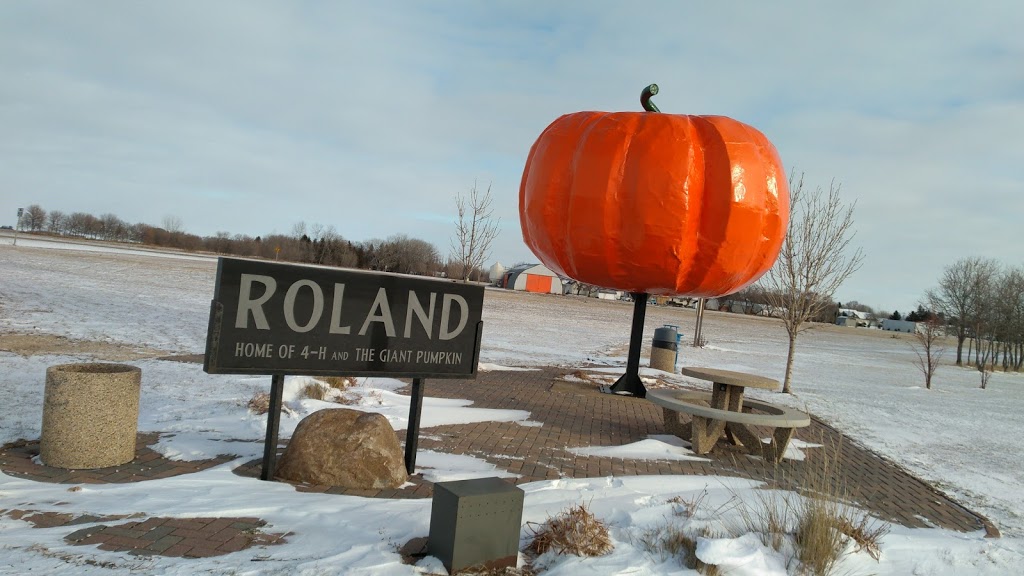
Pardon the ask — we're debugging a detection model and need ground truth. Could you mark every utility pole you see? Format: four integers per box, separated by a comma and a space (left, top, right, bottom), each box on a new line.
693, 298, 706, 346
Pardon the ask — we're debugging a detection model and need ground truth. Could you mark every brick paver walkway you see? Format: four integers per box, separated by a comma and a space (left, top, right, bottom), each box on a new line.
411, 367, 998, 536
0, 365, 999, 561
0, 432, 234, 484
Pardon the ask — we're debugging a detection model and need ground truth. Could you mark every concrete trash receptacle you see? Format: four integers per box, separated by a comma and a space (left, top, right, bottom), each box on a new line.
40, 363, 141, 469
650, 325, 678, 373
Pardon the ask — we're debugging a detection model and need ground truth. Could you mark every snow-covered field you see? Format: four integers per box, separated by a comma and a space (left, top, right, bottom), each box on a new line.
1, 236, 1022, 574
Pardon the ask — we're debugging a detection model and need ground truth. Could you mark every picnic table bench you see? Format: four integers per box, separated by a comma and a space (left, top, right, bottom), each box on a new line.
648, 367, 810, 462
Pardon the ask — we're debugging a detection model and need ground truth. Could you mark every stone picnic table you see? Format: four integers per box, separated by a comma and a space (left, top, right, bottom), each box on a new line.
648, 366, 810, 461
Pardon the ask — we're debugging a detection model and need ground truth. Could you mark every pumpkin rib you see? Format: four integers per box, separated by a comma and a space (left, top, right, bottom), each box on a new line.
719, 119, 787, 293
567, 112, 631, 286
521, 112, 595, 277
612, 113, 644, 289
683, 116, 732, 294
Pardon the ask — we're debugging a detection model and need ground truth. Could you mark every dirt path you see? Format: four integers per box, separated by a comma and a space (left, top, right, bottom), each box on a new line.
0, 333, 171, 362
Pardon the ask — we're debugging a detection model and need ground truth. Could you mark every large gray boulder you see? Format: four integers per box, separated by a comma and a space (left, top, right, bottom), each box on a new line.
275, 408, 408, 489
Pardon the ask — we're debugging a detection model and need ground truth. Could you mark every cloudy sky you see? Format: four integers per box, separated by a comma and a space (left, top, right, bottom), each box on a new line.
2, 2, 1021, 313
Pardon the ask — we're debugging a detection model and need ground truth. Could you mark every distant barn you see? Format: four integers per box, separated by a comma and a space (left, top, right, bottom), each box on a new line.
503, 264, 562, 294
882, 319, 919, 333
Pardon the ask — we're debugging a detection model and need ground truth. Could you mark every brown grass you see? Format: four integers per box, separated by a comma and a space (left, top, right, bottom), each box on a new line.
457, 566, 536, 576
732, 488, 791, 552
247, 392, 270, 415
300, 377, 361, 401
794, 494, 847, 575
726, 436, 889, 575
667, 490, 709, 519
320, 376, 358, 390
300, 382, 329, 401
310, 376, 362, 404
638, 523, 721, 575
833, 515, 889, 561
526, 503, 612, 557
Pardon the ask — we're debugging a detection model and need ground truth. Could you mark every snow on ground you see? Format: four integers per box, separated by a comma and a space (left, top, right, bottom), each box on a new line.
1, 239, 1023, 574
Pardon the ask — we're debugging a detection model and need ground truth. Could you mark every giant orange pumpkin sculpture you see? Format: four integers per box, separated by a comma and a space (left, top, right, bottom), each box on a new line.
520, 85, 789, 397
520, 86, 789, 298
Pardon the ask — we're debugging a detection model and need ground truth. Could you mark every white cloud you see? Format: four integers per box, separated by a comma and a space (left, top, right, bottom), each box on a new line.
2, 1, 1022, 311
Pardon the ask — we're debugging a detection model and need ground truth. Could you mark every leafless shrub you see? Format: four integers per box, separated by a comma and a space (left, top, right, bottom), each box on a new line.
978, 360, 994, 390
526, 503, 612, 557
911, 316, 945, 389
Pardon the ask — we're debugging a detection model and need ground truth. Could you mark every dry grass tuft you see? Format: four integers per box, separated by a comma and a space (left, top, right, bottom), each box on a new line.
458, 566, 536, 576
667, 490, 709, 519
792, 438, 856, 575
833, 515, 889, 561
300, 381, 330, 401
307, 376, 361, 404
247, 392, 271, 415
732, 489, 792, 553
320, 376, 358, 390
332, 392, 360, 405
726, 435, 890, 575
527, 503, 612, 557
639, 523, 721, 575
794, 495, 847, 575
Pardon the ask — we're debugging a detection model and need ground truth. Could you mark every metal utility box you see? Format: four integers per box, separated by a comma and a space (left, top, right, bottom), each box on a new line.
429, 476, 524, 574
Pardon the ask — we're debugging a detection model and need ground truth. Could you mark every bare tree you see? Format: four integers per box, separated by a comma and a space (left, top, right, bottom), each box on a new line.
66, 212, 90, 237
24, 204, 46, 231
162, 215, 184, 234
450, 181, 500, 282
978, 352, 995, 389
927, 257, 1000, 366
47, 210, 66, 234
371, 234, 440, 275
762, 173, 864, 393
912, 316, 945, 389
99, 213, 127, 241
983, 265, 1024, 372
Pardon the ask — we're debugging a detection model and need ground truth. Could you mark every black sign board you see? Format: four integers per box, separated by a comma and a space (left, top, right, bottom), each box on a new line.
204, 257, 484, 378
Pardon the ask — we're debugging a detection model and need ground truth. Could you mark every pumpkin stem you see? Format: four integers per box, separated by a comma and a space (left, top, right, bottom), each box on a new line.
641, 84, 661, 113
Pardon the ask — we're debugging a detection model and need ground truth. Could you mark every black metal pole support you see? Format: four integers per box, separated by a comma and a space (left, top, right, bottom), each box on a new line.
610, 292, 648, 397
260, 374, 285, 481
609, 85, 661, 398
404, 378, 426, 475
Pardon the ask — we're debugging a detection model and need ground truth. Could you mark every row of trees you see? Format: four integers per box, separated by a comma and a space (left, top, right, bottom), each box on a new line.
14, 189, 499, 281
929, 257, 1024, 373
